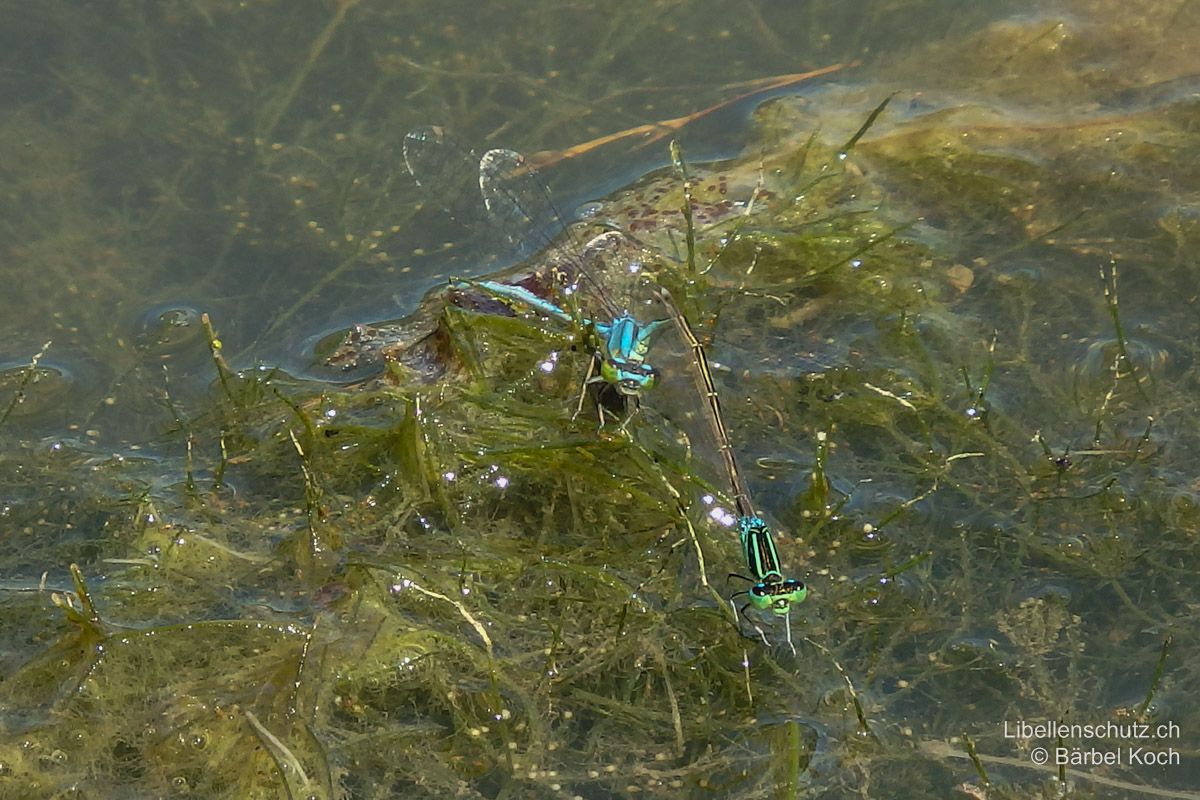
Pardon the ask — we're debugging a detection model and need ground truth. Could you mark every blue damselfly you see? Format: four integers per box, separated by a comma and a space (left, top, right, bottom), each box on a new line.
403, 126, 670, 421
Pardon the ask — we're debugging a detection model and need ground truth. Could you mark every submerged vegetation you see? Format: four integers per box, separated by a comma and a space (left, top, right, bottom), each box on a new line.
3, 1, 1200, 798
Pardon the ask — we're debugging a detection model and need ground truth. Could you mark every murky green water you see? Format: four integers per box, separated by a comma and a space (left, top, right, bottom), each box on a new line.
3, 1, 1200, 798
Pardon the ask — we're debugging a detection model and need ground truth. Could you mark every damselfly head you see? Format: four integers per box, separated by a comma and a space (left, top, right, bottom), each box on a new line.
603, 360, 658, 395
749, 577, 808, 616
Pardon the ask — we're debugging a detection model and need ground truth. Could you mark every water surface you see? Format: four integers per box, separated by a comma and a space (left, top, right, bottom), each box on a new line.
2, 1, 1200, 798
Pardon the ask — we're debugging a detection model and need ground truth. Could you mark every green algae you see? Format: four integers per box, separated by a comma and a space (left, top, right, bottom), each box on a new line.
1, 113, 1195, 797
4, 1, 1200, 799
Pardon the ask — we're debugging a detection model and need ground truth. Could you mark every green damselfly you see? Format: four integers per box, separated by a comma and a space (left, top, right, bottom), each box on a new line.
403, 126, 670, 419
655, 286, 808, 645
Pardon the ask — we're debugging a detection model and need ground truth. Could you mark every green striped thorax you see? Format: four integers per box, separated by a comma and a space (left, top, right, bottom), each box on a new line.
738, 514, 808, 616
653, 282, 810, 618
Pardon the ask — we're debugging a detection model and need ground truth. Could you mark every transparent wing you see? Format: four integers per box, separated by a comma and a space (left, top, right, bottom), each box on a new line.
404, 125, 663, 322
476, 148, 562, 252
405, 126, 674, 400
478, 147, 663, 324
402, 125, 483, 225
576, 230, 658, 319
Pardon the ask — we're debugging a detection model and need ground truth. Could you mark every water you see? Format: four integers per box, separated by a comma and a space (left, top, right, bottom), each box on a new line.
3, 1, 1200, 798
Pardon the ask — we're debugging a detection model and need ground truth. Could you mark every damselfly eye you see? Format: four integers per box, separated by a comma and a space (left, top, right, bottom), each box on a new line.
614, 362, 658, 395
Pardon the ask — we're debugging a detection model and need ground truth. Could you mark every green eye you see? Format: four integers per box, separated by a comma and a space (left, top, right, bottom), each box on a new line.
749, 579, 808, 616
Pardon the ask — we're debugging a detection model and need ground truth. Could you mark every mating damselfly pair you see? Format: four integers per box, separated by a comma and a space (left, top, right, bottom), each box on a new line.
403, 125, 808, 641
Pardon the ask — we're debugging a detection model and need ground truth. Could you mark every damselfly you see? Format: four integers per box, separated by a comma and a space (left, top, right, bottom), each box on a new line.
403, 126, 670, 420
655, 286, 808, 643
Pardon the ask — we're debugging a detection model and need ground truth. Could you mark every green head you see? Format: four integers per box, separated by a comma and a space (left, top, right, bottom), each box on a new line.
748, 576, 809, 616
739, 516, 807, 615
